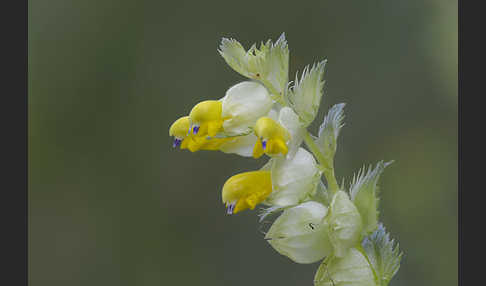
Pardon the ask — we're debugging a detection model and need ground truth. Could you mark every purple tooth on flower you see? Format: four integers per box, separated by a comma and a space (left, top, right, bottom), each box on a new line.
192, 125, 200, 134
262, 140, 267, 150
173, 138, 182, 148
227, 202, 236, 215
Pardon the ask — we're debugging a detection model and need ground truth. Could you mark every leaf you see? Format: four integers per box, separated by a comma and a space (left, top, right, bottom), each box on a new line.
326, 191, 362, 257
314, 248, 376, 286
315, 103, 346, 164
287, 60, 327, 126
218, 38, 253, 78
361, 224, 403, 286
349, 161, 393, 236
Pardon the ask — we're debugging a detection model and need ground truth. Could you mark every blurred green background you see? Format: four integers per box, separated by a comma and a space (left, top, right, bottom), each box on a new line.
28, 0, 457, 285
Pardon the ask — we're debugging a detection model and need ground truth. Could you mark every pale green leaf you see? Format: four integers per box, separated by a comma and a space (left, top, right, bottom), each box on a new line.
287, 60, 327, 126
350, 161, 392, 236
315, 103, 345, 164
362, 224, 403, 286
218, 38, 253, 77
218, 33, 289, 98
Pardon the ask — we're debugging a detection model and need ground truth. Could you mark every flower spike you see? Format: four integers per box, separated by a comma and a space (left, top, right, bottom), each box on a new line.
170, 33, 402, 286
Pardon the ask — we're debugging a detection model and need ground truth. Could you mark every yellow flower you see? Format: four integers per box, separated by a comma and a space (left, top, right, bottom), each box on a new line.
169, 116, 231, 152
222, 170, 272, 214
252, 117, 290, 158
177, 81, 274, 157
188, 100, 225, 138
169, 116, 191, 149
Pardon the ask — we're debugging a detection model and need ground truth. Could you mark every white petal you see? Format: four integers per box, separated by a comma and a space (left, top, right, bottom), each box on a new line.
278, 107, 304, 159
219, 133, 258, 157
267, 107, 280, 121
265, 201, 332, 264
221, 81, 274, 134
265, 148, 320, 206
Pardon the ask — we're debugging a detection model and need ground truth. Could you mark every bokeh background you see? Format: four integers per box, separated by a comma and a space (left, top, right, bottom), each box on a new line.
29, 0, 457, 285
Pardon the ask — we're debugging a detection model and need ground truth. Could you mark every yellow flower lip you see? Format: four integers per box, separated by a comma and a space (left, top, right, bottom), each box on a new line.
169, 116, 191, 148
222, 170, 272, 214
252, 117, 290, 158
169, 116, 191, 138
169, 115, 238, 152
188, 100, 224, 137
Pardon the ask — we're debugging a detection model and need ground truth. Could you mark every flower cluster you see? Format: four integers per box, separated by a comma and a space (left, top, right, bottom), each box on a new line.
169, 33, 402, 286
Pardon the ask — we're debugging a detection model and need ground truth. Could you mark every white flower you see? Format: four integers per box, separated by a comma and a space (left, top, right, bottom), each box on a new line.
264, 147, 321, 207
265, 201, 333, 264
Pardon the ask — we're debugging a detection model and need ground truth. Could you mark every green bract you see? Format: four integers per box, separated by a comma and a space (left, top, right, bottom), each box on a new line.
350, 161, 392, 236
218, 33, 289, 100
265, 201, 333, 264
315, 103, 345, 166
362, 224, 403, 286
327, 191, 362, 258
287, 60, 327, 127
314, 248, 376, 286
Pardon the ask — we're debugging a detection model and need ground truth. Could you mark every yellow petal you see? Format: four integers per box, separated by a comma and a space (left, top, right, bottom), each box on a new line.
189, 100, 223, 123
186, 136, 233, 152
222, 170, 272, 214
207, 120, 224, 137
254, 117, 290, 142
252, 139, 265, 159
189, 100, 224, 137
253, 117, 290, 157
169, 116, 190, 138
266, 138, 288, 156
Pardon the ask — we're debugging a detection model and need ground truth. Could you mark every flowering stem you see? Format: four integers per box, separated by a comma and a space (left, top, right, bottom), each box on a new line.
303, 130, 339, 195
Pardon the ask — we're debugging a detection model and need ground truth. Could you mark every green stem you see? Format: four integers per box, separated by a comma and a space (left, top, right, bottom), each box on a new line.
303, 130, 339, 195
